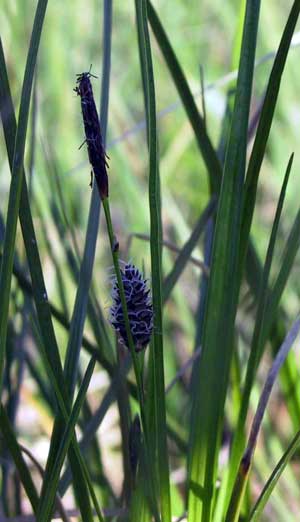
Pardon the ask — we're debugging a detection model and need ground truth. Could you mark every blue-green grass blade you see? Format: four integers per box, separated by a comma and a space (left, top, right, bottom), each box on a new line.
135, 2, 171, 521
0, 404, 39, 513
115, 350, 133, 503
0, 0, 48, 393
248, 429, 300, 522
148, 6, 296, 460
36, 357, 98, 522
187, 3, 260, 521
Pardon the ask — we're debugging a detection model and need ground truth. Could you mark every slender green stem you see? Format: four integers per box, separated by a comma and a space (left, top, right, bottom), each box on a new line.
102, 199, 145, 409
102, 196, 160, 521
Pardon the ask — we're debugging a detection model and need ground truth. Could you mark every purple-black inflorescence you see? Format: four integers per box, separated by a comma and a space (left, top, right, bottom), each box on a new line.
110, 263, 153, 352
74, 70, 109, 199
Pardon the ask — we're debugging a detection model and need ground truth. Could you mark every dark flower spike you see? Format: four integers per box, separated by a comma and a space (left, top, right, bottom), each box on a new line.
74, 69, 109, 199
110, 263, 153, 352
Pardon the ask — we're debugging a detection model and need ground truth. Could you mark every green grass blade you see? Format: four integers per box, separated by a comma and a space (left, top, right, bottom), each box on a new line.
147, 0, 222, 193
36, 356, 97, 522
135, 2, 171, 521
45, 182, 113, 363
265, 208, 300, 336
187, 2, 260, 521
63, 0, 112, 399
42, 1, 113, 515
239, 1, 300, 275
62, 185, 101, 396
0, 45, 93, 513
248, 428, 300, 522
220, 154, 293, 515
193, 217, 214, 353
3, 248, 187, 463
0, 44, 67, 393
226, 316, 300, 522
2, 41, 100, 516
163, 197, 215, 303
147, 0, 290, 355
231, 1, 247, 72
35, 199, 69, 318
58, 357, 131, 495
250, 204, 300, 431
217, 1, 246, 162
129, 439, 155, 522
30, 316, 104, 520
0, 0, 48, 393
0, 404, 39, 513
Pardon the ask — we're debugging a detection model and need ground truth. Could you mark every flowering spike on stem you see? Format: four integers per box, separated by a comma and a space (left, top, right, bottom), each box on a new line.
110, 263, 153, 351
74, 70, 109, 199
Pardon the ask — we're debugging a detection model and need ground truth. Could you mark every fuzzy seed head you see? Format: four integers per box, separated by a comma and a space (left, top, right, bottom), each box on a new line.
110, 264, 153, 351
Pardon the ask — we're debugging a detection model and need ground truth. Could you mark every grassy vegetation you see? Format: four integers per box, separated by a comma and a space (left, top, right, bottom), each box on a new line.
1, 1, 300, 521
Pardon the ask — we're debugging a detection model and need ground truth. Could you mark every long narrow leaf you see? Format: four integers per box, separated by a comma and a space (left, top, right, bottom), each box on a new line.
0, 0, 48, 392
135, 2, 171, 521
147, 0, 222, 193
36, 357, 97, 522
219, 154, 294, 517
248, 428, 300, 522
239, 0, 300, 278
225, 316, 300, 522
63, 0, 112, 400
0, 43, 94, 520
0, 43, 67, 394
41, 3, 113, 518
188, 3, 260, 521
0, 405, 39, 513
163, 198, 215, 303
